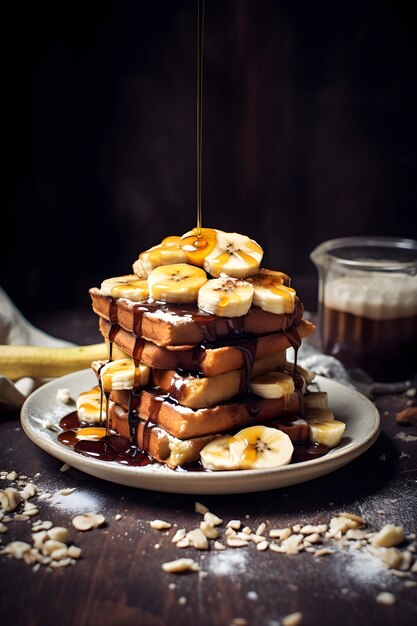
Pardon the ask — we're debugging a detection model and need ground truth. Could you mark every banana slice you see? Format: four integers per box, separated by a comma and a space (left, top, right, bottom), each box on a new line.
99, 359, 150, 392
257, 268, 291, 286
133, 236, 188, 277
200, 425, 294, 470
76, 386, 106, 425
199, 435, 240, 470
251, 371, 295, 401
203, 231, 263, 279
100, 275, 149, 302
231, 426, 294, 469
307, 419, 346, 448
305, 406, 344, 448
147, 263, 207, 303
198, 277, 254, 317
180, 227, 219, 267
247, 270, 296, 314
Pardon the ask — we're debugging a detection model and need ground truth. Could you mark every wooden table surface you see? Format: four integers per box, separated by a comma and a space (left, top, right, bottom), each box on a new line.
1, 311, 416, 626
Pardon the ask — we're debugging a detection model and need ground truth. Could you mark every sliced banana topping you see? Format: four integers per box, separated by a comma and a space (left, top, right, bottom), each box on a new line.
198, 277, 254, 317
231, 426, 294, 469
180, 228, 219, 267
199, 435, 240, 470
305, 407, 345, 448
133, 236, 187, 277
76, 386, 106, 424
200, 425, 294, 470
203, 231, 263, 279
99, 359, 150, 392
248, 271, 296, 314
100, 275, 149, 302
307, 419, 346, 448
251, 371, 295, 401
147, 263, 207, 304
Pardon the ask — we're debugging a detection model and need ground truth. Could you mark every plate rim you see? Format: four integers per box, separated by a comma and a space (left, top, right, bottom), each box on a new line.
20, 369, 380, 494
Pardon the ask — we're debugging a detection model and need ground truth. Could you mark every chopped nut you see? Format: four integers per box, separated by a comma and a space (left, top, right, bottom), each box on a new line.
47, 527, 71, 544
200, 521, 219, 539
59, 488, 76, 496
376, 591, 396, 605
20, 483, 37, 500
60, 463, 71, 472
149, 519, 172, 530
172, 528, 187, 543
204, 512, 223, 526
161, 558, 200, 573
186, 528, 209, 550
49, 558, 72, 569
303, 532, 322, 545
269, 528, 292, 541
226, 519, 242, 530
337, 512, 365, 525
0, 541, 31, 559
292, 524, 301, 533
256, 540, 269, 551
256, 522, 266, 536
226, 537, 249, 548
72, 513, 105, 531
6, 471, 17, 481
50, 547, 69, 561
176, 537, 190, 549
214, 541, 226, 550
195, 501, 209, 515
42, 540, 67, 556
0, 488, 21, 512
115, 514, 122, 521
32, 521, 53, 532
372, 524, 405, 548
23, 501, 39, 516
300, 524, 328, 535
32, 531, 48, 549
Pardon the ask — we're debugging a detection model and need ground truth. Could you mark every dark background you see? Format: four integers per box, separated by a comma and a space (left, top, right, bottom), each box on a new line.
1, 0, 416, 319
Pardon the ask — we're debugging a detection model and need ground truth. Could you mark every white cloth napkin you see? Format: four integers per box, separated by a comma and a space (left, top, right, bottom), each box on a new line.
0, 287, 73, 409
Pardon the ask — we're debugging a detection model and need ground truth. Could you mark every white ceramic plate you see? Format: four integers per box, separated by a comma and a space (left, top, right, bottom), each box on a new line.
21, 370, 380, 495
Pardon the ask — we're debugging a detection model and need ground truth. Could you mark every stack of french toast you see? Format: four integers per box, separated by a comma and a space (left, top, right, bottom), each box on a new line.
85, 228, 345, 469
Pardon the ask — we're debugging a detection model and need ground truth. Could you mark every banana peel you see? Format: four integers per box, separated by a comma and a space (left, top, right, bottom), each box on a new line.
0, 343, 107, 381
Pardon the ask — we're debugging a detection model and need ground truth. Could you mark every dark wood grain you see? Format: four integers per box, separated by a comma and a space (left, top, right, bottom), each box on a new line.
1, 312, 416, 626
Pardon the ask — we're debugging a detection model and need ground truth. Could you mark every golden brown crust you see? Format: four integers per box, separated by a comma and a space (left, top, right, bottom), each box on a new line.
150, 352, 287, 408
109, 402, 214, 467
109, 401, 309, 467
90, 288, 304, 347
98, 317, 315, 377
108, 388, 301, 439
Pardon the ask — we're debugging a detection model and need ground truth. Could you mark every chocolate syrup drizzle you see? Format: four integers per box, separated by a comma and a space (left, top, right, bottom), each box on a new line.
58, 295, 326, 468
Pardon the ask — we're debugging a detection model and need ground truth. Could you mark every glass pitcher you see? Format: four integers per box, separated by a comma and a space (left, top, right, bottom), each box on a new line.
310, 236, 417, 391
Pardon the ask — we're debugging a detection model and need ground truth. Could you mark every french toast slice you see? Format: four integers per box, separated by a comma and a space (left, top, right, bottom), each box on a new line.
108, 387, 301, 439
151, 352, 287, 408
109, 401, 309, 468
91, 352, 287, 409
90, 288, 303, 347
98, 317, 315, 377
